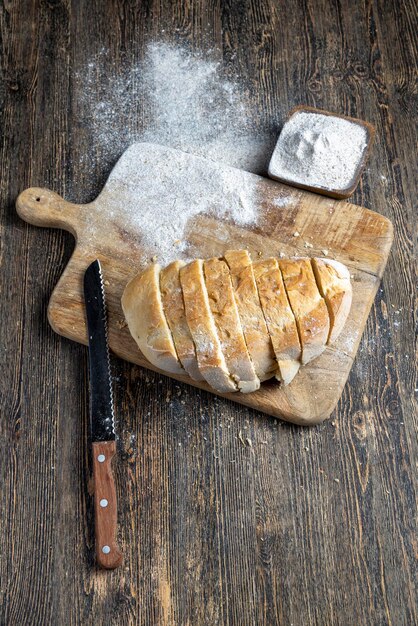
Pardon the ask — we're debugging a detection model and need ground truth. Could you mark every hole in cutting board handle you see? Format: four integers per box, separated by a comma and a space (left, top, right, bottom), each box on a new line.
16, 187, 81, 234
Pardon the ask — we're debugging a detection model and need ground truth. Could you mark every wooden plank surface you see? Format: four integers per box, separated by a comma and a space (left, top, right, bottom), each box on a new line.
0, 1, 416, 625
16, 145, 393, 425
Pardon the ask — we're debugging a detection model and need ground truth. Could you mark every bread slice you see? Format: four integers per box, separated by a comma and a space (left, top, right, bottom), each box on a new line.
203, 257, 260, 393
179, 260, 237, 393
311, 258, 352, 344
160, 260, 203, 381
224, 250, 277, 382
121, 263, 184, 375
279, 258, 330, 364
252, 257, 301, 385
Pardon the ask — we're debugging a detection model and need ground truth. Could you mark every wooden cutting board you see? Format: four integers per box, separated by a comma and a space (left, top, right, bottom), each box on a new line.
16, 142, 393, 425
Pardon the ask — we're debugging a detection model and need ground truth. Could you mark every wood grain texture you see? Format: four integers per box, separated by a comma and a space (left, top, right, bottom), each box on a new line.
0, 1, 416, 625
92, 441, 123, 570
16, 157, 393, 424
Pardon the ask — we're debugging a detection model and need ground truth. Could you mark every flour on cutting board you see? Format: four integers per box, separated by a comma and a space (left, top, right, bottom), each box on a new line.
73, 43, 294, 265
94, 143, 261, 265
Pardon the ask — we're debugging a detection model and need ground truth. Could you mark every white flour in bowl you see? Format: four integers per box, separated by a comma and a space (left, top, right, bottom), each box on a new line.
268, 111, 369, 191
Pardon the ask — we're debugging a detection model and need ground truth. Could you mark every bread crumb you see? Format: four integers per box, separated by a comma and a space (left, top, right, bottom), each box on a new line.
151, 255, 158, 262
104, 280, 110, 286
278, 251, 286, 258
238, 430, 246, 446
238, 431, 253, 448
293, 231, 300, 237
334, 478, 340, 483
304, 241, 313, 248
321, 249, 329, 256
116, 318, 127, 329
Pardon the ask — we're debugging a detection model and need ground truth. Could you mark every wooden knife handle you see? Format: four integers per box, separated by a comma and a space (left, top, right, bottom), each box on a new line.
92, 440, 123, 569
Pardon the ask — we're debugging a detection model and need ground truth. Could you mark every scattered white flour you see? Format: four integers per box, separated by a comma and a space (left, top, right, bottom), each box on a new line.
268, 111, 369, 191
95, 143, 260, 265
140, 43, 274, 172
71, 43, 280, 264
74, 43, 276, 177
272, 195, 293, 208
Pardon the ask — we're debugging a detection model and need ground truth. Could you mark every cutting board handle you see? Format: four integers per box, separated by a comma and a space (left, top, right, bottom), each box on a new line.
16, 187, 84, 236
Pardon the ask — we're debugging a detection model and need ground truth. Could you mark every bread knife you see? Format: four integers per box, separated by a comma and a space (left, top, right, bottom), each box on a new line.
84, 259, 122, 569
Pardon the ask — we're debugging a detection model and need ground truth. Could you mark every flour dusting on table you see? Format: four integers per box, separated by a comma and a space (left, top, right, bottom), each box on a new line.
75, 42, 275, 176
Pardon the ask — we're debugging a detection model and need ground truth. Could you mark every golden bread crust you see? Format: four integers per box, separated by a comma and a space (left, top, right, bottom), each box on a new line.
224, 250, 277, 381
179, 260, 237, 393
121, 264, 184, 375
160, 260, 203, 381
279, 258, 330, 365
311, 258, 352, 344
204, 257, 260, 393
253, 257, 301, 384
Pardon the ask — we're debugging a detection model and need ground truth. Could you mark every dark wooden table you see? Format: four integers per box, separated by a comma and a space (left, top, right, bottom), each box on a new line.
1, 2, 416, 625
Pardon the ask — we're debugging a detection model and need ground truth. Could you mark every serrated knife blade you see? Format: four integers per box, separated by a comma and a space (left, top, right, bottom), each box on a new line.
84, 259, 115, 442
84, 259, 122, 569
